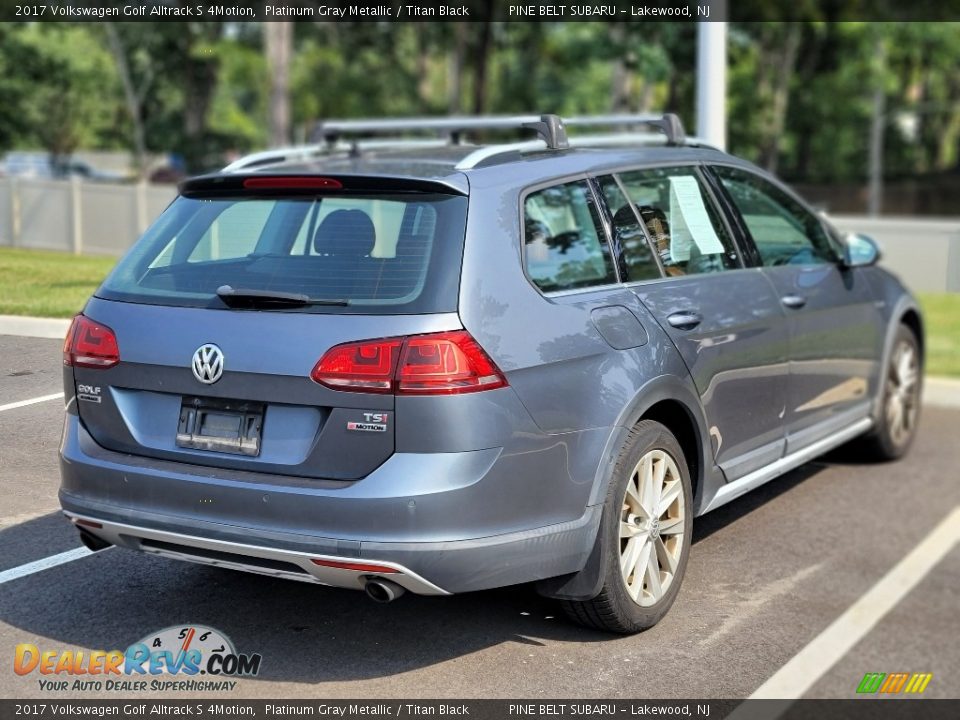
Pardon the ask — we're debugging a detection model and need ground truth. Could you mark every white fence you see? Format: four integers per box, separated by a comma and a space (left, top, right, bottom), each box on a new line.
832, 216, 960, 293
0, 177, 176, 256
0, 177, 957, 293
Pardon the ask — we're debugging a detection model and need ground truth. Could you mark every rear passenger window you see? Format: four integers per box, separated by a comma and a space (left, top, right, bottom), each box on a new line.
524, 180, 616, 293
616, 167, 739, 276
598, 176, 662, 282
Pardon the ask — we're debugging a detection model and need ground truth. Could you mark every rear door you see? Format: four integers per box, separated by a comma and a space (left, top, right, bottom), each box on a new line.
74, 178, 468, 480
707, 164, 883, 452
597, 167, 790, 480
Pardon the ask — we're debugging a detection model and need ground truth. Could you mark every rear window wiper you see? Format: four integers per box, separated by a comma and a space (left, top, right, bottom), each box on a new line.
216, 285, 350, 309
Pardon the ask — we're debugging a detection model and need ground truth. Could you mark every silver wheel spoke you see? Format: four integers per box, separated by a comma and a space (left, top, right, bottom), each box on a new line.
657, 479, 682, 517
658, 516, 684, 535
620, 536, 644, 576
620, 521, 645, 538
655, 536, 677, 575
639, 455, 657, 518
624, 476, 646, 517
626, 538, 653, 601
644, 550, 663, 601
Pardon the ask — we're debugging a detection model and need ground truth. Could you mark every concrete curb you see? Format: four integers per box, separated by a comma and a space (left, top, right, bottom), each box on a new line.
924, 377, 960, 409
0, 314, 71, 340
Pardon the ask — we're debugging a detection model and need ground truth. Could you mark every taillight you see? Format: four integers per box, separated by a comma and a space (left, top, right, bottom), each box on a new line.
63, 314, 120, 369
310, 339, 402, 392
311, 330, 507, 395
396, 331, 507, 394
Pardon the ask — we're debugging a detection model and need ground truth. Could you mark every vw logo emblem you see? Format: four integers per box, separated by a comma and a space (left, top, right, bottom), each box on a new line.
192, 344, 224, 384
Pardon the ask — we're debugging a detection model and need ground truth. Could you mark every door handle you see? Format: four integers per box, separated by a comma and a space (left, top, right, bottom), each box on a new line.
781, 294, 807, 309
667, 311, 702, 330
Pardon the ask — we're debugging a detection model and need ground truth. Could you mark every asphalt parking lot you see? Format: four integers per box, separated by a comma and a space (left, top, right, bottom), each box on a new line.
1, 333, 958, 701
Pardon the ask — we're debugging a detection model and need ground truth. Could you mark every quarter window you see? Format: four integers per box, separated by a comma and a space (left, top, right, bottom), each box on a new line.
712, 165, 839, 267
524, 180, 617, 292
615, 167, 739, 276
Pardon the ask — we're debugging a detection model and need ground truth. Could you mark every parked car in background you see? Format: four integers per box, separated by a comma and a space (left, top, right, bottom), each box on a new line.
59, 113, 923, 633
3, 152, 124, 181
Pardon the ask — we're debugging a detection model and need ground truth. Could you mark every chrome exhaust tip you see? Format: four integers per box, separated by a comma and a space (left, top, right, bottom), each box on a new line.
77, 528, 112, 552
364, 578, 406, 603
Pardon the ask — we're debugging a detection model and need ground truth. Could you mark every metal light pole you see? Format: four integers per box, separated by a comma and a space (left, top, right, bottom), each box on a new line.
696, 9, 728, 151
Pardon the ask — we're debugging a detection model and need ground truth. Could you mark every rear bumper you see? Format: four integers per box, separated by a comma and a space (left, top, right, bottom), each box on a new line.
64, 511, 449, 595
59, 414, 602, 594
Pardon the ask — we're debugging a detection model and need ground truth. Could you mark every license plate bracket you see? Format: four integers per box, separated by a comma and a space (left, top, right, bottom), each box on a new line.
175, 397, 264, 457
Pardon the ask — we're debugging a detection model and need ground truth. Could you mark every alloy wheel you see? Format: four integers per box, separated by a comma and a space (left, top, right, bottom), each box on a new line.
886, 340, 919, 448
619, 449, 686, 607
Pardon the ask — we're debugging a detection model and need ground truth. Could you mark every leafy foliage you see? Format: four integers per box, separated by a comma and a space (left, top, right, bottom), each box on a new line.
1, 21, 959, 180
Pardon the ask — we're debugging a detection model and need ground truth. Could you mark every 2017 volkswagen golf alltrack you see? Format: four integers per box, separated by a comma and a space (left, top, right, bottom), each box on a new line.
60, 114, 923, 633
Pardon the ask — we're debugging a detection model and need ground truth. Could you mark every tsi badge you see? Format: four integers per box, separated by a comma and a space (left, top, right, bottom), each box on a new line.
347, 412, 389, 433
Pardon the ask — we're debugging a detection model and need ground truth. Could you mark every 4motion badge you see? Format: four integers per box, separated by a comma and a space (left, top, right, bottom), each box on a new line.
347, 412, 389, 433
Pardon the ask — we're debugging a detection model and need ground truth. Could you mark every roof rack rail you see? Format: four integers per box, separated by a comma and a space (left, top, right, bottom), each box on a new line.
224, 112, 689, 173
222, 138, 451, 172
563, 114, 686, 146
312, 115, 571, 151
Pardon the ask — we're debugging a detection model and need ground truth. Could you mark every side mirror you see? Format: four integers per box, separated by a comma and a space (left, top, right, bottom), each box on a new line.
841, 233, 881, 268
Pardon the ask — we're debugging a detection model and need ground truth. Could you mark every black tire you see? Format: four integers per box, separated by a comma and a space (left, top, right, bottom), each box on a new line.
561, 420, 693, 634
860, 324, 922, 461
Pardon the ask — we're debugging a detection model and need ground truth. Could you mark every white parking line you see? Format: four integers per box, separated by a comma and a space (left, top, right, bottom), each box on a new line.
0, 392, 64, 412
0, 546, 101, 585
748, 505, 960, 700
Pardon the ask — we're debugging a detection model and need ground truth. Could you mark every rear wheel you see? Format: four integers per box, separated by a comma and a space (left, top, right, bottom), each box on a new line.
562, 420, 693, 633
862, 325, 922, 460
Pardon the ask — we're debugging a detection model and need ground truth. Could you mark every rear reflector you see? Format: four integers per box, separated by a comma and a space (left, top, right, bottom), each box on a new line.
310, 558, 399, 574
243, 177, 343, 190
63, 314, 120, 369
311, 330, 507, 395
72, 518, 103, 529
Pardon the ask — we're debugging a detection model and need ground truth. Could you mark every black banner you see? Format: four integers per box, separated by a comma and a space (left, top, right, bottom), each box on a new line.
5, 0, 960, 23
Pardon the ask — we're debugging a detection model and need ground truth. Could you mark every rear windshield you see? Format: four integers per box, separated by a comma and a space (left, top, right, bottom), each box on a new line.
97, 192, 468, 314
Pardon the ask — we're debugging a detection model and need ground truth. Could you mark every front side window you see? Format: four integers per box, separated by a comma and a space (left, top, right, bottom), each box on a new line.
615, 166, 739, 276
523, 180, 617, 292
712, 165, 839, 267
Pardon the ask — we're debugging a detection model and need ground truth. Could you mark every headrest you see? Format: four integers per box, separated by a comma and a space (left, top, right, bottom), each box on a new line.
525, 218, 551, 243
313, 209, 376, 257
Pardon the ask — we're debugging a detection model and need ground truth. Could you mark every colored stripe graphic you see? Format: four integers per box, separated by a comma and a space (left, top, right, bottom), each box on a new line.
857, 671, 932, 694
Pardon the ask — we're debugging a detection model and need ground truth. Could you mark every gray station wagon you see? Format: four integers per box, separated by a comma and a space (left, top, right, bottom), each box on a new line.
60, 114, 923, 632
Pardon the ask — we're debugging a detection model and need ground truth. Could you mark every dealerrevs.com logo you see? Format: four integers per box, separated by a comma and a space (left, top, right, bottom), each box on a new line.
14, 625, 261, 693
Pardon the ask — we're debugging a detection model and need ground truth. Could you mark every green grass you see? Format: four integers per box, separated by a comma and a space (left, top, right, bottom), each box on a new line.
0, 248, 117, 318
918, 293, 960, 378
0, 247, 958, 377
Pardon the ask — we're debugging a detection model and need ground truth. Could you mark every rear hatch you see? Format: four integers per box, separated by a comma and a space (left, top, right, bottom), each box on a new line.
67, 174, 469, 480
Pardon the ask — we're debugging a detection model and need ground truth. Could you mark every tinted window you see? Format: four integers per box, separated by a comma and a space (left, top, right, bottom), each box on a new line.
713, 165, 838, 266
598, 176, 661, 282
616, 166, 739, 276
98, 193, 468, 314
524, 180, 617, 292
